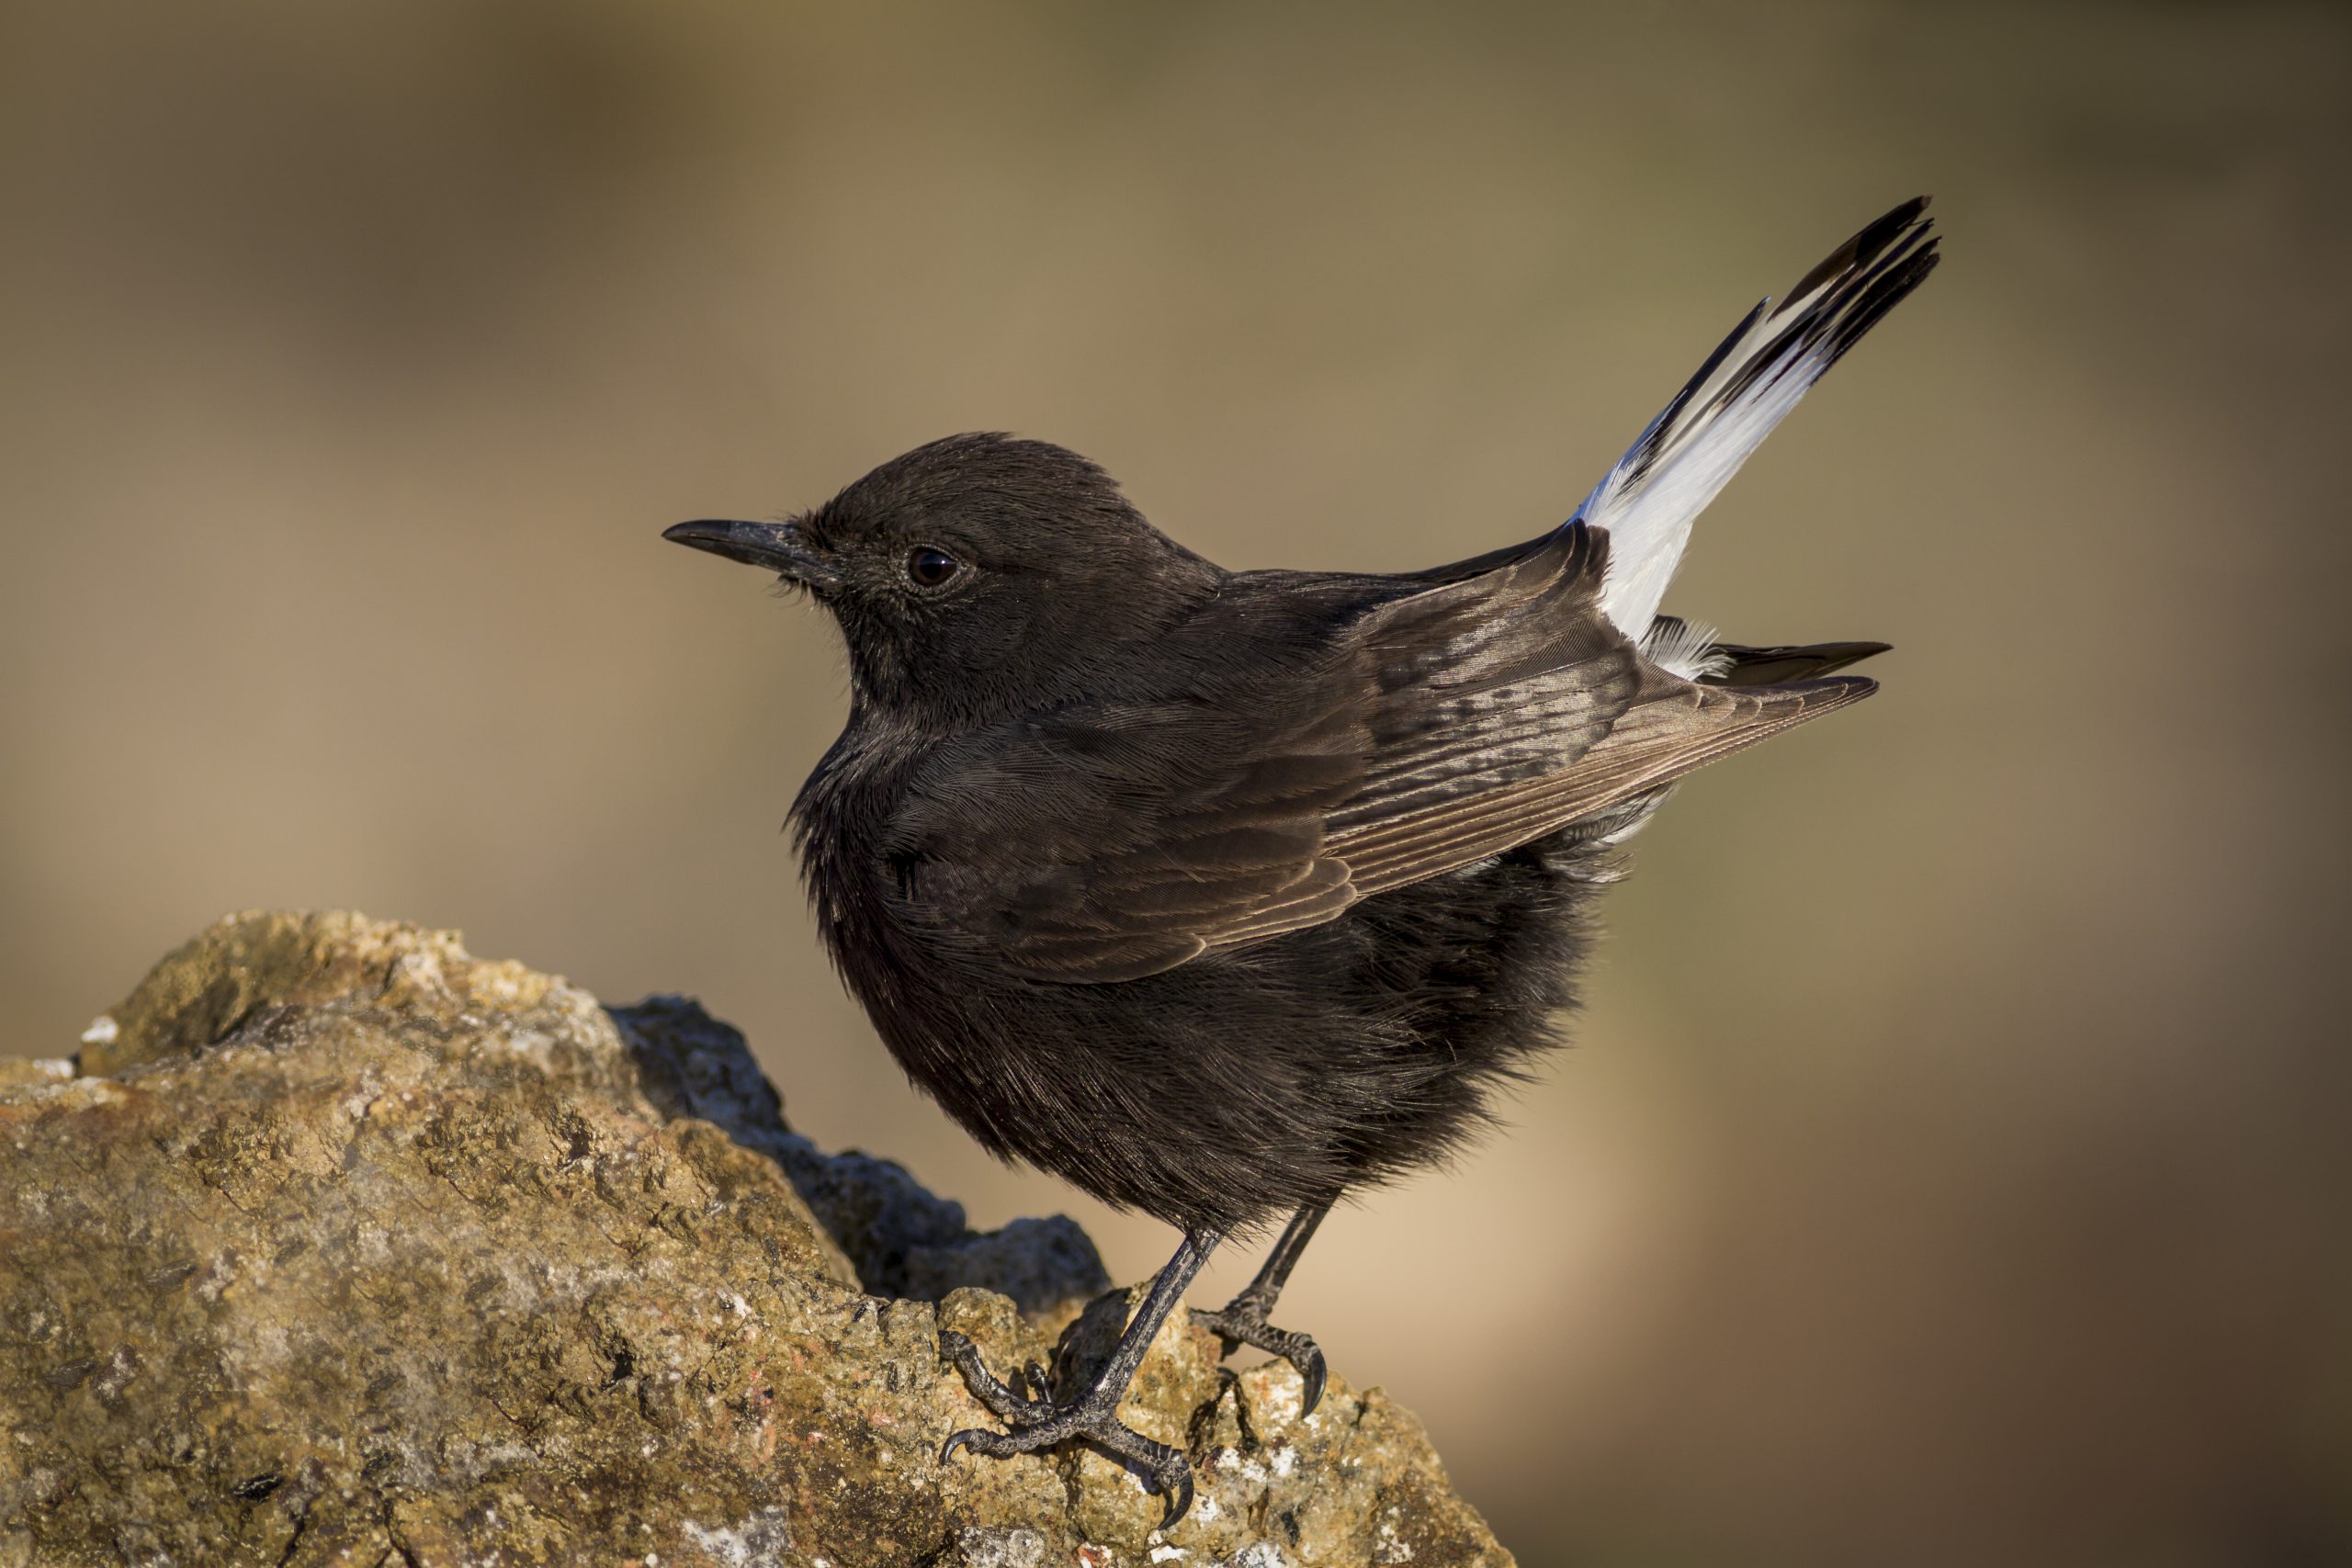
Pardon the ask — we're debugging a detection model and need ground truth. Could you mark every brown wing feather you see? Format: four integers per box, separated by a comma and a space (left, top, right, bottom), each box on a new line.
910, 525, 1872, 983
1325, 673, 1872, 897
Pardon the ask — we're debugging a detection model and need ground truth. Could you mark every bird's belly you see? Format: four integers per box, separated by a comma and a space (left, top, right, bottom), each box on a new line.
831, 832, 1610, 1234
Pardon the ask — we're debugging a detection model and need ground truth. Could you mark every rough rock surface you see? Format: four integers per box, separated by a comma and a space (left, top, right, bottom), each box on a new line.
0, 912, 1512, 1566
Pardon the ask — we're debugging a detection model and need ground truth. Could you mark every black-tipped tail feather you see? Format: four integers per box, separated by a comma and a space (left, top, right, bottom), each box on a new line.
1703, 638, 1892, 686
1585, 197, 1939, 637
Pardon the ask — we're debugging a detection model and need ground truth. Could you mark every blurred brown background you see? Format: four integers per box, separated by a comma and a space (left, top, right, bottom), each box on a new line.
5, 2, 2347, 1562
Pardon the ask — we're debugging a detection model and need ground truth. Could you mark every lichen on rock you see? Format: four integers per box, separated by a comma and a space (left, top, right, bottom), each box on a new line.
0, 912, 1511, 1566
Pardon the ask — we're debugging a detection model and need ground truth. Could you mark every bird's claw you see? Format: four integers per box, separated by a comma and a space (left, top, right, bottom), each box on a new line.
1154, 1457, 1196, 1529
937, 1328, 1046, 1422
937, 1330, 1197, 1527
1190, 1303, 1329, 1418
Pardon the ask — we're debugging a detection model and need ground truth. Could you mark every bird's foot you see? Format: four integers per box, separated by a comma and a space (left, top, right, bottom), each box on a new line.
937, 1330, 1196, 1527
1190, 1297, 1327, 1417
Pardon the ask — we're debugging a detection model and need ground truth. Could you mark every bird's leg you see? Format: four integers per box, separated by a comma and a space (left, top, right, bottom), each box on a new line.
1191, 1201, 1330, 1416
940, 1226, 1222, 1527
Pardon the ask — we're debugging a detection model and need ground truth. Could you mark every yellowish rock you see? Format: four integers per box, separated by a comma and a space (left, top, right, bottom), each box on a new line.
0, 912, 1512, 1566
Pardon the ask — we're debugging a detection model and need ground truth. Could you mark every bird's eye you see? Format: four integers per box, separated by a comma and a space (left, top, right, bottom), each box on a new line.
905, 546, 961, 589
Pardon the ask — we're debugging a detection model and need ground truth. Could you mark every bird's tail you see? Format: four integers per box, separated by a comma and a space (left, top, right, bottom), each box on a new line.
1579, 197, 1939, 640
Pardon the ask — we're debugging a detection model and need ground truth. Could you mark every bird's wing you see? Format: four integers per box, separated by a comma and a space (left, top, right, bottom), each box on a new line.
1581, 197, 1939, 637
893, 525, 1871, 983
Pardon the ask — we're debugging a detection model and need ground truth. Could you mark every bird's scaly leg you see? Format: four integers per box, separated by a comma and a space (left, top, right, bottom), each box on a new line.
940, 1226, 1222, 1527
1190, 1201, 1329, 1416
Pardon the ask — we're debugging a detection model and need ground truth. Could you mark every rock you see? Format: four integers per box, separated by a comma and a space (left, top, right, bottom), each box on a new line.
0, 912, 1513, 1566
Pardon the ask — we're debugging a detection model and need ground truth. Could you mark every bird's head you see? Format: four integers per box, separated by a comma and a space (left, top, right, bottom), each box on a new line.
666, 433, 1222, 725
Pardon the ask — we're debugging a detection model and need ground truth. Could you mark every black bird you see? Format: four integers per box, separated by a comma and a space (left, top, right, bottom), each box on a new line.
666, 198, 1937, 1523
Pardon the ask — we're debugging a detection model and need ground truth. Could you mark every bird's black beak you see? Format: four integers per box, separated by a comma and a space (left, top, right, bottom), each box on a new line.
662, 519, 844, 591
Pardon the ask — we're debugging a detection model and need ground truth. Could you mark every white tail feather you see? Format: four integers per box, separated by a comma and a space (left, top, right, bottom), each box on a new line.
1579, 200, 1939, 638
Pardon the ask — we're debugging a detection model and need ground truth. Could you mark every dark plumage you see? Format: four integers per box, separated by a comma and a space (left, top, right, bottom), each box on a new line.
665, 197, 1939, 1522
